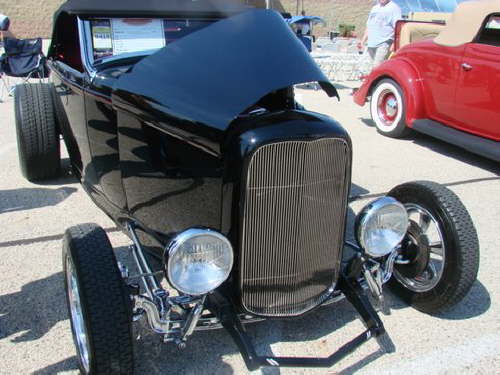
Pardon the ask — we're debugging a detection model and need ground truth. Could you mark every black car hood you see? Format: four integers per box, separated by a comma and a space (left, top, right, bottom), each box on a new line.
112, 9, 338, 132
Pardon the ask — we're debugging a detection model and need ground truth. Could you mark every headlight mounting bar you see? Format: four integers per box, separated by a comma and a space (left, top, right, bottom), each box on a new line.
207, 274, 394, 371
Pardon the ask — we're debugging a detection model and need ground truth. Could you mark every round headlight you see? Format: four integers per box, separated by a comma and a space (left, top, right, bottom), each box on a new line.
166, 228, 233, 296
355, 197, 408, 258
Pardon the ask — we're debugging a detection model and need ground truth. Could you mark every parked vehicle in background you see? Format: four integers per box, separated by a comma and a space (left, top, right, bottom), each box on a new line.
13, 0, 480, 373
354, 0, 500, 162
391, 0, 466, 50
393, 16, 448, 52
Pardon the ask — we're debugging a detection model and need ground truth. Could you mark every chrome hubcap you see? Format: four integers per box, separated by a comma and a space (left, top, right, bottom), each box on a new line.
385, 97, 398, 117
66, 257, 90, 373
394, 204, 446, 292
377, 89, 398, 126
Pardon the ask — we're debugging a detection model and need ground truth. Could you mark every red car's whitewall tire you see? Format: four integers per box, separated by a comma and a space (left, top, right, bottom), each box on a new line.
370, 79, 411, 138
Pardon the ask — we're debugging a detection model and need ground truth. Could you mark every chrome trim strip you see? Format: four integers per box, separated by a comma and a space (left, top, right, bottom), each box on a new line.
77, 18, 97, 81
94, 49, 157, 65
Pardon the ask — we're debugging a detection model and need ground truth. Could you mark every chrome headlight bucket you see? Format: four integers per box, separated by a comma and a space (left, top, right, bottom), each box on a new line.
355, 197, 409, 258
166, 228, 234, 296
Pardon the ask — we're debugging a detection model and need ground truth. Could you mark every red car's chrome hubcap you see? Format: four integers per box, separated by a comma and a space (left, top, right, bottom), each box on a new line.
377, 90, 398, 126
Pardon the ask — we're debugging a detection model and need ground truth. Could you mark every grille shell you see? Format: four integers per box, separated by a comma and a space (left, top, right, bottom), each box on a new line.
240, 138, 351, 317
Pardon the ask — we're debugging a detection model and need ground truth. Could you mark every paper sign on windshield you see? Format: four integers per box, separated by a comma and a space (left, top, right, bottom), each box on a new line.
92, 21, 112, 50
111, 19, 165, 55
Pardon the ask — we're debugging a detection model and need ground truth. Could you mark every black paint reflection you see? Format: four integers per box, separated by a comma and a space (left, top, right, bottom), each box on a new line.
118, 111, 222, 237
86, 98, 127, 210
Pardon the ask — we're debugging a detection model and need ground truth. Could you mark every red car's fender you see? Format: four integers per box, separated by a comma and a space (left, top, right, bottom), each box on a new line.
353, 57, 426, 127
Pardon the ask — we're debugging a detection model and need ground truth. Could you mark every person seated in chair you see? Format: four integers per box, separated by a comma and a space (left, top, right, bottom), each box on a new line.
0, 14, 15, 45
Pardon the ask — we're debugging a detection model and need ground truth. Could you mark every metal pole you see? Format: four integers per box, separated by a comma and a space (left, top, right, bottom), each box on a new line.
127, 223, 162, 297
265, 0, 271, 9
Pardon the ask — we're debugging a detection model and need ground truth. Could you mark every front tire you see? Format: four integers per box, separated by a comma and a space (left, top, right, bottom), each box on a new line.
370, 79, 410, 138
388, 181, 479, 314
63, 224, 134, 374
14, 83, 61, 181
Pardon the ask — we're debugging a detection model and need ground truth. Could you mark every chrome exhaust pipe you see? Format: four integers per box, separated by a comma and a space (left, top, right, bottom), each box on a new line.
134, 295, 170, 334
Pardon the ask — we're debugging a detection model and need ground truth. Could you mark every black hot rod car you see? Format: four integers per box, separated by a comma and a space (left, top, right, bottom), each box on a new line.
13, 0, 480, 373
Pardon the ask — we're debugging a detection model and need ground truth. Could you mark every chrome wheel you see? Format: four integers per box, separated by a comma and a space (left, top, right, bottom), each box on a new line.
66, 256, 90, 373
377, 89, 399, 127
388, 181, 479, 313
394, 203, 446, 293
63, 224, 134, 373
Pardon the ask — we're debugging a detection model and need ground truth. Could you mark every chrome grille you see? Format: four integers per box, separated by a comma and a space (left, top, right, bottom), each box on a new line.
240, 139, 351, 317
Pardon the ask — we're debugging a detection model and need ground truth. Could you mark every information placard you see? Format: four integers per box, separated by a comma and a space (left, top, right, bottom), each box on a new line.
92, 21, 112, 51
111, 19, 165, 55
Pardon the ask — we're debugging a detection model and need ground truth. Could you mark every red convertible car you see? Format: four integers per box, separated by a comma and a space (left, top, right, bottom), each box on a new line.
354, 0, 500, 162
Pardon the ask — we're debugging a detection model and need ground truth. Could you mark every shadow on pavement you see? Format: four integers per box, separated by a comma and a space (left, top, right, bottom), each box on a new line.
0, 272, 66, 343
359, 118, 375, 128
382, 279, 490, 321
357, 116, 500, 174
32, 356, 79, 375
411, 133, 500, 175
0, 227, 120, 248
338, 349, 386, 375
24, 249, 491, 374
29, 159, 78, 186
0, 186, 77, 214
131, 297, 384, 374
433, 280, 491, 320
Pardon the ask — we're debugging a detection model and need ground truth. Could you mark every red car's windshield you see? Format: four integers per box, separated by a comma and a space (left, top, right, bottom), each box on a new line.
393, 0, 469, 16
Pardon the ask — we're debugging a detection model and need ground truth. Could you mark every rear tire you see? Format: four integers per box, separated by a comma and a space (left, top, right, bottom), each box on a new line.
370, 79, 411, 138
63, 224, 134, 374
388, 181, 479, 314
14, 83, 60, 181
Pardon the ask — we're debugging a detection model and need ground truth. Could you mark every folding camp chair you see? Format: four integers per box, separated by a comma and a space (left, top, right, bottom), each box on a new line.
0, 37, 48, 101
0, 53, 10, 101
0, 14, 10, 101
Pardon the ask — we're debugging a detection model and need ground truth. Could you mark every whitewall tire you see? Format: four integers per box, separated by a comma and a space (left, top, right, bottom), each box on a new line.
370, 79, 410, 138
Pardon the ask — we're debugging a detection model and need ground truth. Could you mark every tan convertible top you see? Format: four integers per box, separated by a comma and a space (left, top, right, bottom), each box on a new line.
434, 0, 500, 47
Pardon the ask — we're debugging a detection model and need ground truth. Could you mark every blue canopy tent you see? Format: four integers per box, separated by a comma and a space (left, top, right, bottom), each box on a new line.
286, 15, 326, 52
286, 15, 327, 27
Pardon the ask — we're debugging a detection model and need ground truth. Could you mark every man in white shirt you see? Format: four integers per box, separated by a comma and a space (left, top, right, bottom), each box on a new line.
358, 0, 402, 69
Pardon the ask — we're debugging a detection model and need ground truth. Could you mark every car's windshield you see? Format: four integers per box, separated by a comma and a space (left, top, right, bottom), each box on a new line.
88, 18, 218, 64
393, 0, 469, 15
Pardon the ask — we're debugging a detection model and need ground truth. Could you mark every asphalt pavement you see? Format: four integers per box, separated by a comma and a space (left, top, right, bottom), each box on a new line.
0, 81, 499, 374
